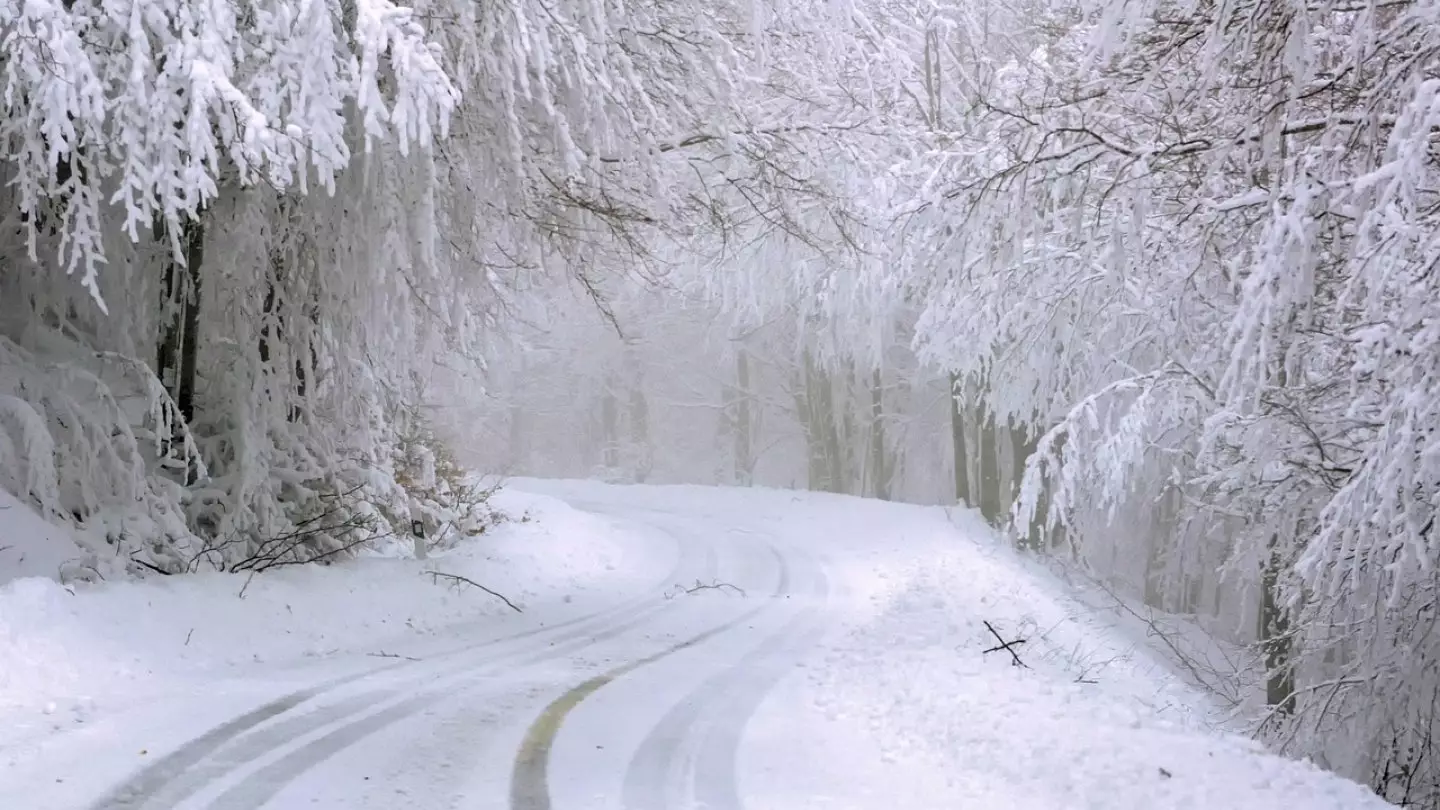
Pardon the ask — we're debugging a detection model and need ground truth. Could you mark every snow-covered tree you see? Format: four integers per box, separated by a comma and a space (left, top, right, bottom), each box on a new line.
862, 0, 1440, 798
0, 0, 913, 573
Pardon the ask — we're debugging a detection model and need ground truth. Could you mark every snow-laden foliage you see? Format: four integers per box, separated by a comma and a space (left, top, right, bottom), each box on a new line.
2, 0, 456, 307
802, 0, 1440, 799
0, 0, 898, 576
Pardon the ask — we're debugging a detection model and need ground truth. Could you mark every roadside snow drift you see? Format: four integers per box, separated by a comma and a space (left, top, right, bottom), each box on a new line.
0, 488, 670, 751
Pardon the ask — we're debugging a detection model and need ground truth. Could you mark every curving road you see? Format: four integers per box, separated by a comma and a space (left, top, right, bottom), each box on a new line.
85, 492, 831, 810
12, 483, 1396, 810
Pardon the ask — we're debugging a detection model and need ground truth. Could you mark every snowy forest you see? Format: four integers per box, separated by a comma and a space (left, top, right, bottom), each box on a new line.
2, 0, 1438, 803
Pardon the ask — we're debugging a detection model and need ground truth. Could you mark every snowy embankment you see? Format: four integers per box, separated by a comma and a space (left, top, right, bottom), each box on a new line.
0, 488, 670, 752
737, 505, 1380, 809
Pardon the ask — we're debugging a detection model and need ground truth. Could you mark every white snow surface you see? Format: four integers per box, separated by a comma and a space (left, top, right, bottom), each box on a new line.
0, 479, 1389, 809
0, 487, 87, 585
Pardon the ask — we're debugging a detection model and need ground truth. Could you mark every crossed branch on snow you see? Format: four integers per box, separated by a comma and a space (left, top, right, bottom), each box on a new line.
980, 620, 1028, 668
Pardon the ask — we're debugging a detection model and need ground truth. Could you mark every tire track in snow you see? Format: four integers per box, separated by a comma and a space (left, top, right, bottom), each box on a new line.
127, 692, 395, 809
202, 593, 708, 810
509, 541, 791, 810
621, 548, 829, 810
91, 532, 712, 810
89, 666, 404, 810
691, 562, 829, 810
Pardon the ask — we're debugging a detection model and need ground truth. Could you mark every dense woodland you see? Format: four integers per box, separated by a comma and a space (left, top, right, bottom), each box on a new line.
2, 0, 1438, 802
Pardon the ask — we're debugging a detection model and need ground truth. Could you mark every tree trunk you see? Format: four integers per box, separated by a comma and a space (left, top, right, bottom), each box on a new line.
258, 276, 276, 367
176, 218, 202, 427
734, 348, 753, 486
820, 364, 844, 493
156, 224, 180, 397
1007, 420, 1038, 512
836, 365, 855, 494
870, 367, 890, 500
1260, 340, 1296, 715
950, 373, 970, 504
978, 407, 1003, 523
801, 366, 827, 490
1260, 539, 1296, 716
155, 215, 204, 484
292, 295, 316, 423
1013, 425, 1065, 552
797, 350, 841, 493
259, 203, 315, 424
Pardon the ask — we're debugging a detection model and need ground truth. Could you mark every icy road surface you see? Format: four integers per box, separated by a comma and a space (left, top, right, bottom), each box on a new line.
1, 480, 1390, 809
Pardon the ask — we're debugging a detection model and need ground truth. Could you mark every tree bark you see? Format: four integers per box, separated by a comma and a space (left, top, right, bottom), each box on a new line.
154, 215, 204, 484
797, 350, 842, 493
836, 364, 855, 494
156, 223, 180, 397
1260, 539, 1296, 715
175, 218, 202, 427
1260, 337, 1296, 714
734, 348, 753, 485
870, 366, 890, 500
950, 373, 970, 505
978, 406, 1003, 523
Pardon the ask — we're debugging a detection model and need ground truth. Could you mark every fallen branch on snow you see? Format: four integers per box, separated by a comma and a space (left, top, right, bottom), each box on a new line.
665, 579, 746, 599
425, 571, 523, 613
368, 651, 421, 661
981, 620, 1029, 667
131, 557, 173, 576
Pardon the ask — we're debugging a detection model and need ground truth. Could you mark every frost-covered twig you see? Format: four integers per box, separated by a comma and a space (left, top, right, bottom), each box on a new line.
425, 571, 522, 613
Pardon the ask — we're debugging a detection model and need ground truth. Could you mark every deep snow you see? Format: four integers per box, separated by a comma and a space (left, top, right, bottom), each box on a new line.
0, 479, 1392, 809
0, 487, 87, 585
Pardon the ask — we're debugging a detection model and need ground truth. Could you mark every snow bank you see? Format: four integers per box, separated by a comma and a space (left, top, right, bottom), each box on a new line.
720, 489, 1390, 810
0, 488, 86, 585
0, 488, 669, 749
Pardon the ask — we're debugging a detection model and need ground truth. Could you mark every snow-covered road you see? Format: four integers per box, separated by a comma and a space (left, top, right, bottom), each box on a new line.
1, 480, 1393, 809
95, 508, 811, 810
